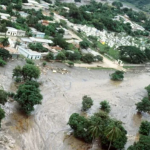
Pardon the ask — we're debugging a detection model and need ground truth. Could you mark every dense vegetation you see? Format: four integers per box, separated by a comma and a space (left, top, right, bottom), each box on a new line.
15, 80, 43, 115
136, 84, 150, 113
128, 121, 150, 150
68, 99, 127, 150
12, 63, 43, 115
121, 0, 150, 12
56, 1, 150, 35
13, 64, 40, 82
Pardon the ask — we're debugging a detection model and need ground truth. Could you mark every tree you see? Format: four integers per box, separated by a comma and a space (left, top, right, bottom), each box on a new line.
118, 46, 146, 63
82, 95, 93, 111
0, 58, 6, 66
65, 51, 81, 61
53, 36, 69, 49
110, 71, 124, 81
139, 121, 150, 136
136, 97, 150, 113
0, 48, 10, 60
0, 89, 7, 105
100, 101, 111, 113
79, 40, 89, 49
145, 85, 150, 98
82, 53, 94, 63
15, 81, 43, 115
22, 64, 40, 81
56, 52, 66, 61
68, 113, 92, 143
45, 52, 54, 61
0, 107, 5, 128
104, 121, 122, 150
145, 49, 150, 60
12, 65, 22, 79
1, 38, 9, 47
128, 135, 150, 150
112, 1, 123, 9
88, 115, 102, 139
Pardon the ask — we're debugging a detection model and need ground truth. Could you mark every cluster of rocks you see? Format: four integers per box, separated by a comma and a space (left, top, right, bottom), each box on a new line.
39, 65, 69, 75
0, 131, 15, 150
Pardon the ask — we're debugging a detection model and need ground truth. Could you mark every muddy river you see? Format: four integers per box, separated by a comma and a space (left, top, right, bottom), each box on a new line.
0, 60, 150, 150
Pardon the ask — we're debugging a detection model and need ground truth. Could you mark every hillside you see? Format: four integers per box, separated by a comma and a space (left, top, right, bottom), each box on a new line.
120, 0, 150, 12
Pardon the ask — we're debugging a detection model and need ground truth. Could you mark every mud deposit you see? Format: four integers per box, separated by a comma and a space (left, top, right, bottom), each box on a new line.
0, 60, 150, 150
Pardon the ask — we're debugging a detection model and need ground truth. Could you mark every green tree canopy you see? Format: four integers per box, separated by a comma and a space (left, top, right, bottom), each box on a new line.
15, 81, 43, 115
118, 46, 147, 63
136, 97, 150, 113
0, 107, 5, 128
82, 95, 93, 111
22, 64, 40, 80
0, 89, 7, 105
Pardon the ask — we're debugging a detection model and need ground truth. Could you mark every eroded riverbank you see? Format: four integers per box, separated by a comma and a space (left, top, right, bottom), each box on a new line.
0, 60, 150, 150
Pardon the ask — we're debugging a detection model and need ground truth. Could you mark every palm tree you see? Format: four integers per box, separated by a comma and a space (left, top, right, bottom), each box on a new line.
105, 121, 122, 150
88, 115, 103, 139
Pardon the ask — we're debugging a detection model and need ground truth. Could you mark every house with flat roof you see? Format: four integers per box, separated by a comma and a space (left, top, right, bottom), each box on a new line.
6, 27, 26, 37
17, 46, 42, 59
19, 11, 29, 18
29, 37, 53, 44
21, 38, 32, 44
4, 47, 19, 59
0, 13, 10, 20
30, 27, 45, 38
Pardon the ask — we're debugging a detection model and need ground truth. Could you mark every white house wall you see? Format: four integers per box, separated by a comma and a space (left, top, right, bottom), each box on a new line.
17, 46, 41, 59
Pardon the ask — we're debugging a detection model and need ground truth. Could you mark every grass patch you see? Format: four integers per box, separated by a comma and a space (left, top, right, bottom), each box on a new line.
88, 67, 117, 71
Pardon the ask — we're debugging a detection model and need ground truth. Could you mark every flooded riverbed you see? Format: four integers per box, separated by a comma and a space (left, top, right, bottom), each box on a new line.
0, 60, 150, 150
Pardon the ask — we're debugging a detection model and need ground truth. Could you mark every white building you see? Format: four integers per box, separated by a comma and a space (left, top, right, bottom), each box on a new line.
29, 37, 53, 44
17, 46, 42, 59
30, 27, 45, 38
6, 27, 26, 37
0, 13, 10, 20
19, 11, 29, 18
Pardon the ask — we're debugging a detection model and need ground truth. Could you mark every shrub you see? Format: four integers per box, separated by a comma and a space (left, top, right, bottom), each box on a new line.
145, 85, 150, 98
82, 53, 94, 63
100, 100, 111, 113
42, 61, 47, 67
65, 51, 81, 61
79, 40, 89, 49
136, 97, 150, 113
12, 65, 22, 79
56, 52, 66, 60
0, 89, 7, 105
45, 52, 54, 61
26, 58, 34, 65
67, 61, 74, 67
110, 71, 124, 81
139, 121, 150, 136
15, 77, 21, 83
94, 55, 103, 62
0, 58, 6, 66
82, 95, 93, 111
0, 107, 5, 128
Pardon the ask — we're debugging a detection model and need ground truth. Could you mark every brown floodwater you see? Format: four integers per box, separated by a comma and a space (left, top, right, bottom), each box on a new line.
0, 60, 150, 150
